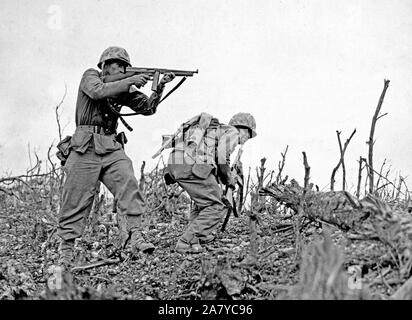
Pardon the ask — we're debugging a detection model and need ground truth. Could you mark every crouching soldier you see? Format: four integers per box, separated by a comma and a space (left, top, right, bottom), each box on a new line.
57, 46, 175, 267
163, 112, 257, 253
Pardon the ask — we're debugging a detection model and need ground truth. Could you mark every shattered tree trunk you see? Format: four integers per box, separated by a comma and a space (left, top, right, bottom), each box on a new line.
248, 192, 259, 263
240, 192, 260, 266
260, 180, 412, 239
261, 180, 369, 231
262, 180, 412, 298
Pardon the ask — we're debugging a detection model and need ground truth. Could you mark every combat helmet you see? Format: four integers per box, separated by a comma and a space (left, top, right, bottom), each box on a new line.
97, 46, 131, 69
229, 112, 257, 138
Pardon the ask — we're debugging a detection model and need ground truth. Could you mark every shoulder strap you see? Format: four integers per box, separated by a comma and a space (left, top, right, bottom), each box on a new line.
106, 77, 188, 117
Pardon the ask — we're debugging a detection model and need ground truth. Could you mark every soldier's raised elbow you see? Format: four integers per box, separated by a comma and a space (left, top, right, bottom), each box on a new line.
89, 90, 105, 100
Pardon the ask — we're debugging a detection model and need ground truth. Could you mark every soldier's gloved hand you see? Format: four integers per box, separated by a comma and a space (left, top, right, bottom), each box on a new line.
128, 74, 151, 88
230, 170, 240, 186
160, 72, 175, 85
227, 176, 236, 190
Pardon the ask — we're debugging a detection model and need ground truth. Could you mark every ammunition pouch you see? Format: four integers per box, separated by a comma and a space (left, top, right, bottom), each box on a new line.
164, 172, 176, 185
163, 166, 176, 185
56, 135, 72, 166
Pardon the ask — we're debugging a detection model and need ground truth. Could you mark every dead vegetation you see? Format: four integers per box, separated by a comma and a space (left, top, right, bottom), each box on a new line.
1, 79, 412, 300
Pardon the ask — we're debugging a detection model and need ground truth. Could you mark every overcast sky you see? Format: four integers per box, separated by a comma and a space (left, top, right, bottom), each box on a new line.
1, 0, 411, 192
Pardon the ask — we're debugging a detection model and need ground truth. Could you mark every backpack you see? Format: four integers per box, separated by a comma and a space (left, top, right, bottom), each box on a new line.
153, 112, 220, 162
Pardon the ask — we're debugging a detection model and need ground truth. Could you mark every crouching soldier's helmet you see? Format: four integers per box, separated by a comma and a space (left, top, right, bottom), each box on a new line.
229, 112, 257, 138
97, 46, 132, 69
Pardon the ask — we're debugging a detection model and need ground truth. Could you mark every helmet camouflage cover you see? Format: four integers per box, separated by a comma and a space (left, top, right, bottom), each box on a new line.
97, 46, 131, 69
229, 112, 257, 138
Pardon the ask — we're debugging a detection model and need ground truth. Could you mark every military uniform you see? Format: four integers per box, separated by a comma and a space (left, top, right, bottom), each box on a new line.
164, 112, 257, 253
58, 47, 166, 263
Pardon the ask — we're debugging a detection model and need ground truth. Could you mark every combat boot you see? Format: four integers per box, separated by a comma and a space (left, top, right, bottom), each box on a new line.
130, 230, 155, 254
106, 229, 131, 258
57, 239, 75, 269
175, 238, 204, 254
198, 234, 215, 245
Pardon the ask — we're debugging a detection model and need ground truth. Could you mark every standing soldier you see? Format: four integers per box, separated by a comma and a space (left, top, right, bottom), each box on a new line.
57, 46, 175, 267
163, 112, 257, 253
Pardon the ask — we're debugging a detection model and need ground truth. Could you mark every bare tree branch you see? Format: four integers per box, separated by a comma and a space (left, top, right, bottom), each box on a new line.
302, 152, 310, 191
356, 157, 367, 198
276, 145, 289, 184
55, 83, 68, 142
363, 161, 406, 196
367, 79, 390, 194
330, 129, 356, 191
375, 159, 387, 193
377, 112, 388, 121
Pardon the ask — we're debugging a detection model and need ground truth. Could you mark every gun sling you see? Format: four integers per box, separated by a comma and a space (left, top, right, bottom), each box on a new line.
106, 77, 188, 132
107, 77, 188, 117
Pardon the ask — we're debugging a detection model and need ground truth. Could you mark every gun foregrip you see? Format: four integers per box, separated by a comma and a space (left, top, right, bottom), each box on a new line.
152, 71, 160, 91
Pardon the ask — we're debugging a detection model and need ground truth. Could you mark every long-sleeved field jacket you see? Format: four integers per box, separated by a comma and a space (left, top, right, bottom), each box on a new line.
70, 68, 163, 155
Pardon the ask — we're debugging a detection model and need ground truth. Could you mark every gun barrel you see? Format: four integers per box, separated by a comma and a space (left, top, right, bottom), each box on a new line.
126, 67, 198, 77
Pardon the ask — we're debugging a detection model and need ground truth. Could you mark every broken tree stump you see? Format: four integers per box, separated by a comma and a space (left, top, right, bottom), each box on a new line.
261, 180, 412, 284
261, 179, 370, 231
260, 180, 412, 244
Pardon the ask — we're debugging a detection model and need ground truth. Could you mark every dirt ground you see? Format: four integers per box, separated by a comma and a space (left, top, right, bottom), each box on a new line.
0, 192, 400, 300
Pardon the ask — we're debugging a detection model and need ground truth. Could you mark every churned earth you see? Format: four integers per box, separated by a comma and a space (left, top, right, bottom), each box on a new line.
0, 193, 398, 300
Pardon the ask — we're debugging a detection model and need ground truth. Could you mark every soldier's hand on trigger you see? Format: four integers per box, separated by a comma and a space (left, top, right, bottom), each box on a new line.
128, 74, 152, 88
160, 72, 175, 85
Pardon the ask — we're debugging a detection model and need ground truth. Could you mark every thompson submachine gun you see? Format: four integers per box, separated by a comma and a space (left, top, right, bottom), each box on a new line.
103, 66, 198, 92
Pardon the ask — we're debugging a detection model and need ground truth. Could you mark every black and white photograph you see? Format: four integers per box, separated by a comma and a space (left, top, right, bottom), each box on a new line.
1, 0, 412, 309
